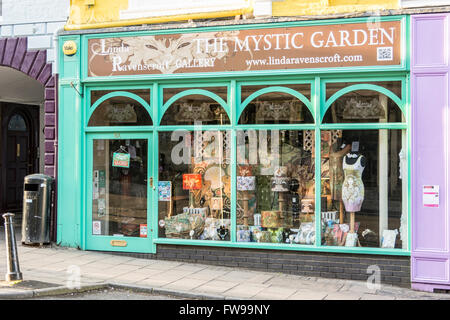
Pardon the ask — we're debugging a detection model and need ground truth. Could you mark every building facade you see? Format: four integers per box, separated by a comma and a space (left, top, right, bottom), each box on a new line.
0, 0, 69, 237
56, 0, 450, 290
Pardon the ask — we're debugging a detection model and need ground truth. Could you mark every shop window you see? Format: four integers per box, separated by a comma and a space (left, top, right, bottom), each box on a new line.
163, 86, 228, 105
325, 81, 402, 100
239, 84, 313, 124
91, 89, 150, 106
158, 130, 231, 241
160, 94, 230, 125
88, 95, 153, 127
241, 84, 311, 102
319, 129, 407, 249
235, 129, 315, 244
91, 138, 148, 237
323, 87, 404, 123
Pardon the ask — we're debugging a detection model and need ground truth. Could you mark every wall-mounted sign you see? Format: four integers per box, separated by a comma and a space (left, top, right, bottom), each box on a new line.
112, 152, 130, 168
63, 40, 77, 56
423, 185, 439, 208
88, 20, 402, 77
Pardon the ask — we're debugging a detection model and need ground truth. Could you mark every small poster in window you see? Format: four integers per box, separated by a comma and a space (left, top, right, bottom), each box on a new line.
423, 185, 439, 208
140, 224, 148, 238
158, 181, 171, 202
93, 221, 101, 235
112, 152, 130, 168
98, 170, 106, 188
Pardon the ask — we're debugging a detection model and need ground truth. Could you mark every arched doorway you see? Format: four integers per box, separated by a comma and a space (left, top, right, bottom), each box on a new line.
1, 105, 39, 213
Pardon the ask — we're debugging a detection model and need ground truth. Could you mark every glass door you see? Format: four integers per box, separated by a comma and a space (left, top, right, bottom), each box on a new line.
86, 133, 153, 253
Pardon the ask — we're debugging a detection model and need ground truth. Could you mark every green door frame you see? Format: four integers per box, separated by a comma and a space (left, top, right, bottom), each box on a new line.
85, 131, 154, 253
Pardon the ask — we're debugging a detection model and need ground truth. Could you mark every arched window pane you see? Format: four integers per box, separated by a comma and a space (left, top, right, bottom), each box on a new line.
88, 96, 152, 127
8, 114, 27, 131
241, 84, 311, 103
325, 81, 402, 100
239, 92, 313, 124
323, 90, 404, 123
163, 87, 227, 105
160, 94, 230, 125
91, 89, 150, 106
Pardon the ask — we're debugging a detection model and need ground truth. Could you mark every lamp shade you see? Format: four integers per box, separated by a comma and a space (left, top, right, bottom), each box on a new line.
182, 174, 202, 190
237, 176, 256, 191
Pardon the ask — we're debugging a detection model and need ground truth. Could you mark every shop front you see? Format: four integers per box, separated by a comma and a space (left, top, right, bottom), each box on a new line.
58, 15, 411, 285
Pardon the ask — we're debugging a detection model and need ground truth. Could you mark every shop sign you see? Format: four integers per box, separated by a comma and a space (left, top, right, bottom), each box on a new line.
63, 40, 77, 56
88, 20, 402, 77
112, 152, 130, 168
423, 185, 439, 208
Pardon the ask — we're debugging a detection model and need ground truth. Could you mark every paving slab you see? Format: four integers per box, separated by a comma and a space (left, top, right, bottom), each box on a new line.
251, 286, 298, 300
194, 279, 240, 295
287, 290, 329, 300
221, 283, 269, 299
141, 277, 180, 287
162, 277, 211, 291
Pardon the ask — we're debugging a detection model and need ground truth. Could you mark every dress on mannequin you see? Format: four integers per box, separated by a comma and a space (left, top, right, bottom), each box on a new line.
329, 144, 351, 201
342, 154, 366, 212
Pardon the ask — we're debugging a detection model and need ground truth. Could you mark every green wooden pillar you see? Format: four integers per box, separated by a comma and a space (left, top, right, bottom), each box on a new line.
57, 35, 83, 248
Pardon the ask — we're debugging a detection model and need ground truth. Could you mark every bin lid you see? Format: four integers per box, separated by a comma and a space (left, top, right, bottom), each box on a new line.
24, 174, 54, 184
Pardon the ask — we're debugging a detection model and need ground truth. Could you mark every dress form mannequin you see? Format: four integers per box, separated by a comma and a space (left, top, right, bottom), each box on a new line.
342, 146, 366, 235
329, 143, 352, 223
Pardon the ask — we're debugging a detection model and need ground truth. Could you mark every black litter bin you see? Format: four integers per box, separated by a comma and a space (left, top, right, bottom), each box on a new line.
21, 174, 54, 245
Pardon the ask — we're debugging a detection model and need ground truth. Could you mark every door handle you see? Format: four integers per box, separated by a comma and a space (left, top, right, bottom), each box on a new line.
149, 177, 155, 190
16, 144, 20, 158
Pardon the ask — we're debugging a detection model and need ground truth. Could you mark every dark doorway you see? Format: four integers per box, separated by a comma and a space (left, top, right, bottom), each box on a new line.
1, 103, 39, 215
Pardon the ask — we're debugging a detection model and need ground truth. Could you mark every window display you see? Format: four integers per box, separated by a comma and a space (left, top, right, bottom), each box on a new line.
236, 130, 315, 245
320, 129, 406, 249
158, 130, 231, 241
87, 79, 408, 253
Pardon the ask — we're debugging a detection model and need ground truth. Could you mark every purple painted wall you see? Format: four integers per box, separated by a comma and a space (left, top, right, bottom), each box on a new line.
412, 14, 450, 292
0, 37, 57, 241
0, 37, 57, 177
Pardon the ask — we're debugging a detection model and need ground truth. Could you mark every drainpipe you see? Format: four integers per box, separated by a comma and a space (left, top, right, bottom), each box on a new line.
50, 25, 64, 243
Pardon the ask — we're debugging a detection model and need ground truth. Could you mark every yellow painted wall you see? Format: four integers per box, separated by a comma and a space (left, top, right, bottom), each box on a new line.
65, 0, 399, 30
67, 0, 129, 26
272, 0, 399, 16
65, 0, 253, 30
